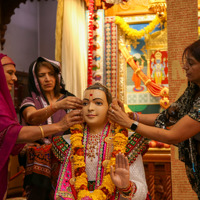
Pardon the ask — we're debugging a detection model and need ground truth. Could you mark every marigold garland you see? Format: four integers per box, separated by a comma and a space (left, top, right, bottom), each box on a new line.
115, 14, 164, 40
70, 123, 128, 200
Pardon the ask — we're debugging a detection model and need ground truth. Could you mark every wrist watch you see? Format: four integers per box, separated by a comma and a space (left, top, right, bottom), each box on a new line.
130, 121, 139, 131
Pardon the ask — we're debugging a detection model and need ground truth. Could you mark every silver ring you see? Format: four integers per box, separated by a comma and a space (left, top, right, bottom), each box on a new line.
112, 109, 114, 114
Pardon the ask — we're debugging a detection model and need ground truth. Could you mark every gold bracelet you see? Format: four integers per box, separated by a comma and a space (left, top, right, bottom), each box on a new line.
39, 126, 44, 138
119, 181, 137, 198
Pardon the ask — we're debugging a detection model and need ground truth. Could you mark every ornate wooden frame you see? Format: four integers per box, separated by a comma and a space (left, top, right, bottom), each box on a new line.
117, 14, 158, 104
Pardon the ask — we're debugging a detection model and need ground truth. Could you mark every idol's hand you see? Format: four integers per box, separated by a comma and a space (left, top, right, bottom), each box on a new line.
55, 96, 83, 110
58, 109, 83, 131
110, 153, 130, 189
108, 99, 133, 129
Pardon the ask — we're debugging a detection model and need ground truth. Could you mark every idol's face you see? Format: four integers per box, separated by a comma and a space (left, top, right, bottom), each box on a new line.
37, 65, 56, 93
82, 89, 109, 127
182, 54, 200, 86
3, 64, 17, 91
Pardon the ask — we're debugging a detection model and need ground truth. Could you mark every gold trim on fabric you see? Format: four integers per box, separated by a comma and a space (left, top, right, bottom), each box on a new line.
55, 0, 64, 63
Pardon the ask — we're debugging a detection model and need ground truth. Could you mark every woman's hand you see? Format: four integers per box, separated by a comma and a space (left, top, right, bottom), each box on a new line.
108, 99, 133, 129
55, 96, 83, 110
110, 153, 130, 189
115, 99, 125, 112
58, 109, 83, 131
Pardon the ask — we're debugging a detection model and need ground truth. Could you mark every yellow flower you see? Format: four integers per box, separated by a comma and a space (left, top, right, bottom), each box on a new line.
75, 173, 88, 189
70, 124, 83, 131
70, 133, 83, 142
77, 190, 90, 200
115, 14, 163, 42
100, 175, 115, 194
91, 190, 107, 200
73, 160, 86, 170
71, 140, 83, 149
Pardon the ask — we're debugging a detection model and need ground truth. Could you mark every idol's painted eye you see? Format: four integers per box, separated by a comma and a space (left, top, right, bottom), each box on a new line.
95, 100, 103, 106
82, 101, 89, 106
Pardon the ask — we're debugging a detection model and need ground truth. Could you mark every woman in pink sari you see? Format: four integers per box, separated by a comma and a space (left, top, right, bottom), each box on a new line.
0, 53, 83, 199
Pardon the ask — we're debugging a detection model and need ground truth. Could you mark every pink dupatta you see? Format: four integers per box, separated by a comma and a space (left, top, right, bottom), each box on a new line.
0, 54, 24, 199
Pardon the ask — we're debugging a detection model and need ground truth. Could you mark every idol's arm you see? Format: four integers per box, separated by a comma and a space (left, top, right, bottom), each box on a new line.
129, 155, 148, 200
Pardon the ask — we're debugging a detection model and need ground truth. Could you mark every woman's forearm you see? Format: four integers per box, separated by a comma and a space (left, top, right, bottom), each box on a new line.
135, 113, 159, 126
17, 109, 83, 143
108, 103, 200, 144
136, 123, 175, 144
22, 105, 57, 125
16, 123, 61, 143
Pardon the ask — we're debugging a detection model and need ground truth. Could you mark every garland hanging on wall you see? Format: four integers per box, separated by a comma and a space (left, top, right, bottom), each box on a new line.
87, 0, 94, 86
115, 14, 166, 40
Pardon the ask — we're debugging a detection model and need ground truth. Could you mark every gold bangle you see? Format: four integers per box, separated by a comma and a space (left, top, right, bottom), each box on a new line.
39, 126, 44, 138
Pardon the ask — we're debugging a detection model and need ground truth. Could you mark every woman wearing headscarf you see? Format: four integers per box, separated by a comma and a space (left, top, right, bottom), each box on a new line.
0, 54, 82, 200
19, 57, 83, 199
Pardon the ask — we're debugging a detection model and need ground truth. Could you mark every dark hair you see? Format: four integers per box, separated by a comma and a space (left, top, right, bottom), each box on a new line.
182, 39, 200, 63
85, 83, 112, 105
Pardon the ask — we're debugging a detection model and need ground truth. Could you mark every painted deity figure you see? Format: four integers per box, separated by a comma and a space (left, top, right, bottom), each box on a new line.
132, 59, 144, 91
52, 83, 150, 200
151, 51, 166, 85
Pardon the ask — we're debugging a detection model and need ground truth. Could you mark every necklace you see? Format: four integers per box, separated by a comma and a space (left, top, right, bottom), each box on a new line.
70, 123, 128, 200
86, 130, 102, 162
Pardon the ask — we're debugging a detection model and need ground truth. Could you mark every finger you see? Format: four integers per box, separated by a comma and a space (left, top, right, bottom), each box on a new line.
67, 104, 82, 110
108, 107, 115, 114
70, 115, 83, 121
118, 100, 125, 112
70, 109, 82, 115
119, 153, 125, 169
125, 156, 129, 171
66, 97, 82, 105
112, 104, 121, 111
107, 113, 115, 121
75, 103, 83, 108
69, 112, 83, 120
112, 99, 118, 106
70, 120, 84, 127
115, 154, 119, 169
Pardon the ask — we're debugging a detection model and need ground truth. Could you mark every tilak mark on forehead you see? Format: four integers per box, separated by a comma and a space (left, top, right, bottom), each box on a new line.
89, 93, 93, 101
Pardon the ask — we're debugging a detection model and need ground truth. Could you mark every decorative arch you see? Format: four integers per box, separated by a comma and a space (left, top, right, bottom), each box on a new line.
0, 0, 55, 50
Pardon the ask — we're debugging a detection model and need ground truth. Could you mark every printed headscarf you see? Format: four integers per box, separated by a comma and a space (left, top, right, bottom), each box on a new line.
20, 57, 73, 126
